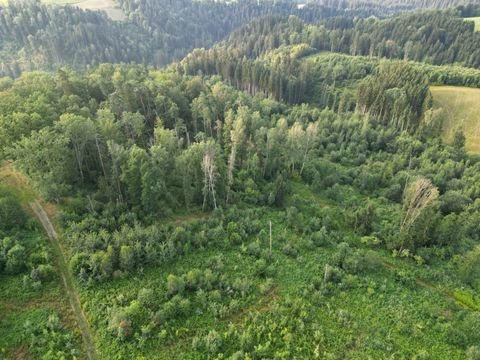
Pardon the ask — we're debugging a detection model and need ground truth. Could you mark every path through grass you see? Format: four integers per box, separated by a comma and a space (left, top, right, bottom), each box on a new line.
1, 162, 97, 359
31, 201, 97, 360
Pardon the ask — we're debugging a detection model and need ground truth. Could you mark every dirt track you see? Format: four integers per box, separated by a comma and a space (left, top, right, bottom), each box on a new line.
31, 200, 97, 360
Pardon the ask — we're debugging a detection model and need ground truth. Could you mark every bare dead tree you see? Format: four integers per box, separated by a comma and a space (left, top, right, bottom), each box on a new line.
202, 142, 217, 210
400, 178, 439, 249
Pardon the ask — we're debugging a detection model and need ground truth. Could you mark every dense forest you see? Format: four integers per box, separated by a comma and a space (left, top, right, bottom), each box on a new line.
183, 10, 480, 71
311, 0, 478, 16
1, 0, 480, 359
179, 12, 480, 108
1, 0, 479, 77
0, 1, 151, 77
0, 0, 352, 77
1, 60, 480, 357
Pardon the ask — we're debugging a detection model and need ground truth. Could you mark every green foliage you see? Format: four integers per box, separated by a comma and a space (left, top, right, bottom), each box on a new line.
457, 246, 480, 289
24, 312, 79, 359
357, 62, 431, 132
10, 127, 72, 200
1, 18, 480, 357
0, 190, 26, 231
0, 0, 379, 78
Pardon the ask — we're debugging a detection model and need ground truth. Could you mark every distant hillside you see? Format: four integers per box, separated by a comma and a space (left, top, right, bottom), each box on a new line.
0, 0, 355, 77
431, 86, 480, 153
0, 1, 151, 78
309, 0, 478, 16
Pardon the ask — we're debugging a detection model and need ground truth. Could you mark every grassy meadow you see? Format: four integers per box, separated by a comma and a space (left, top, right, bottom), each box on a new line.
430, 86, 480, 153
465, 17, 480, 31
0, 0, 125, 20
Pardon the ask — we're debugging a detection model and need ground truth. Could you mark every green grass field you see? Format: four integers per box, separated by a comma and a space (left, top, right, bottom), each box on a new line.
465, 17, 480, 31
431, 86, 480, 153
0, 0, 84, 4
0, 0, 125, 20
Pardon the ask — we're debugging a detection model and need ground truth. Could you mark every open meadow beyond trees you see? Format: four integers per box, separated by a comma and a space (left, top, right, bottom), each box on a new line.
431, 86, 480, 153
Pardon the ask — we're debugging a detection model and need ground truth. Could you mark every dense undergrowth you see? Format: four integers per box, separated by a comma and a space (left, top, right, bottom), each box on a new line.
1, 4, 480, 358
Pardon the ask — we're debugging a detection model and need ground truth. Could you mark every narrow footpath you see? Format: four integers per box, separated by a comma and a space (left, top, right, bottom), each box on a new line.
30, 200, 97, 360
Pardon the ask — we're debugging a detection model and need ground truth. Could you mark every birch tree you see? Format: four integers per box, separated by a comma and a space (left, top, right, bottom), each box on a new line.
400, 178, 439, 249
227, 111, 246, 202
300, 122, 319, 175
202, 140, 218, 210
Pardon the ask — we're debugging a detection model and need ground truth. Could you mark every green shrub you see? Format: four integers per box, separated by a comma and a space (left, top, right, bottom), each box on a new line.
205, 330, 222, 354
137, 288, 156, 309
332, 242, 351, 269
444, 323, 467, 347
0, 193, 26, 231
467, 346, 480, 360
312, 227, 330, 247
254, 258, 268, 277
458, 246, 480, 289
167, 274, 185, 296
323, 264, 343, 284
246, 241, 262, 258
282, 242, 298, 258
24, 312, 78, 357
108, 308, 133, 340
5, 243, 26, 274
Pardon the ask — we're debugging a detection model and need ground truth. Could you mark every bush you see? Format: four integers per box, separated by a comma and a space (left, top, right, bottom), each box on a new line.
119, 245, 136, 272
332, 242, 351, 269
463, 313, 480, 345
5, 243, 26, 274
205, 330, 222, 354
282, 242, 298, 258
254, 258, 268, 278
360, 236, 381, 247
395, 271, 416, 288
36, 264, 55, 280
445, 323, 467, 347
24, 312, 78, 357
458, 246, 480, 289
467, 346, 480, 360
323, 264, 343, 284
246, 241, 262, 258
137, 288, 156, 309
69, 252, 91, 280
208, 255, 225, 272
108, 308, 133, 340
167, 274, 185, 296
185, 269, 203, 290
232, 278, 252, 297
0, 193, 26, 231
385, 183, 403, 203
177, 296, 191, 317
440, 191, 471, 215
343, 250, 378, 274
312, 227, 329, 247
